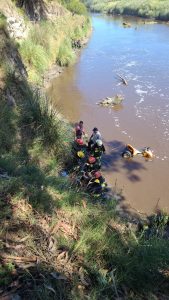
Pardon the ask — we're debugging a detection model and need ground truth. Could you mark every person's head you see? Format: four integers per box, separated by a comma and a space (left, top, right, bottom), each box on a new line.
94, 171, 102, 179
75, 138, 84, 145
93, 127, 98, 133
96, 139, 102, 147
79, 121, 83, 128
88, 156, 96, 164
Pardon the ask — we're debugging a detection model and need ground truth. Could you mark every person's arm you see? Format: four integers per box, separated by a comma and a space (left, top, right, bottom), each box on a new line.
102, 145, 106, 153
89, 133, 93, 141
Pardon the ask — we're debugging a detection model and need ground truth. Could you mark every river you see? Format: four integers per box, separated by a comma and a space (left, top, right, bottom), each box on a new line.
47, 14, 169, 215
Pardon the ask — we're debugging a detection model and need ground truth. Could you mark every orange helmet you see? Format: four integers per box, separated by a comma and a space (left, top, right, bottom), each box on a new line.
94, 171, 101, 178
75, 138, 83, 145
88, 156, 96, 164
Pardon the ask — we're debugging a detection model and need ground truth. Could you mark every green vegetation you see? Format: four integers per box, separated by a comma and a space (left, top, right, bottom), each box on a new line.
60, 0, 88, 15
84, 0, 169, 21
57, 38, 75, 66
19, 16, 90, 83
0, 13, 6, 29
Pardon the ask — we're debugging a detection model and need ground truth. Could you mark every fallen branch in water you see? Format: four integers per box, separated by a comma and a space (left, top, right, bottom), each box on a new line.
116, 74, 128, 85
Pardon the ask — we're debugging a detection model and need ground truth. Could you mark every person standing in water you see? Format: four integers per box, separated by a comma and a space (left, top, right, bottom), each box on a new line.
75, 121, 85, 139
88, 127, 101, 150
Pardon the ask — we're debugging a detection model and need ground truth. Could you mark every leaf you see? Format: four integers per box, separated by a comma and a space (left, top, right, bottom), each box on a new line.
44, 285, 56, 294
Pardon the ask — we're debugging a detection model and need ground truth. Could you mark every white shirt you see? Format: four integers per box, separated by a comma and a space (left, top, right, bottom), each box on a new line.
91, 131, 101, 144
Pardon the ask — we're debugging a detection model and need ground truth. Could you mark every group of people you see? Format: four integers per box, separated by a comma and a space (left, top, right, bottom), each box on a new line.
72, 121, 109, 197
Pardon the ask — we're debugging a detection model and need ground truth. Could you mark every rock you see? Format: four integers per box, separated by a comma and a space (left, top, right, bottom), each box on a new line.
6, 16, 28, 41
123, 22, 131, 28
98, 94, 124, 107
7, 17, 16, 24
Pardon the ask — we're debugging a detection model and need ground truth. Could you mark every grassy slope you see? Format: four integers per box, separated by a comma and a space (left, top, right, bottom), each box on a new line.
84, 0, 169, 21
19, 15, 91, 83
1, 3, 169, 300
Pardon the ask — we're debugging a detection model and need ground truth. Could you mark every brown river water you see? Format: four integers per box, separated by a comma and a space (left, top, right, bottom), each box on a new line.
47, 14, 169, 215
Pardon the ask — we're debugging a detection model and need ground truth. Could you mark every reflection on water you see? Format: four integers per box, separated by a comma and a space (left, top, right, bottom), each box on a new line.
47, 14, 169, 214
48, 65, 86, 121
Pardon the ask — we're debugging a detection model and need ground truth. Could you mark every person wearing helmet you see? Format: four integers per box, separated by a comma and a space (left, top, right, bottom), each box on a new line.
72, 138, 87, 165
87, 171, 106, 195
88, 127, 101, 150
72, 138, 84, 152
91, 171, 105, 186
91, 139, 106, 159
83, 156, 101, 173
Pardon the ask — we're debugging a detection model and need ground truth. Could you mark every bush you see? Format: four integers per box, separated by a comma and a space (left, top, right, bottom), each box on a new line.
67, 0, 87, 15
18, 16, 90, 83
20, 39, 49, 82
60, 0, 87, 15
85, 0, 169, 21
57, 38, 75, 66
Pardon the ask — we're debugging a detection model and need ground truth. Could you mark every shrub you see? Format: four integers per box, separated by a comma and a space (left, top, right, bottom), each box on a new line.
57, 38, 75, 66
60, 0, 87, 15
20, 39, 49, 79
85, 0, 169, 21
67, 0, 87, 15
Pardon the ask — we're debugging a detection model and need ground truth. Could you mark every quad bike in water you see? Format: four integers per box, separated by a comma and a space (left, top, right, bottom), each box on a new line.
122, 144, 154, 159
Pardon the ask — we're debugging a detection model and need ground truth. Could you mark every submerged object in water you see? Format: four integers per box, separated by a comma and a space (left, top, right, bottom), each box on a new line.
123, 22, 131, 28
97, 94, 124, 107
122, 144, 154, 159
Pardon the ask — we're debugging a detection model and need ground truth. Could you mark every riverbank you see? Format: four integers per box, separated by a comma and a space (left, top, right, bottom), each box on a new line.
84, 0, 169, 21
1, 3, 169, 299
43, 34, 90, 88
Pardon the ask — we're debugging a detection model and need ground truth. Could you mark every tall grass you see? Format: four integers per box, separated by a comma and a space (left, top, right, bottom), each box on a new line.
19, 15, 90, 83
66, 0, 87, 15
57, 38, 75, 66
72, 200, 169, 298
20, 40, 49, 82
85, 0, 169, 21
60, 0, 87, 15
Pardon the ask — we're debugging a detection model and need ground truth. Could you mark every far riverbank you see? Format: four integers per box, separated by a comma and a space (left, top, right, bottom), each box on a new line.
84, 0, 169, 22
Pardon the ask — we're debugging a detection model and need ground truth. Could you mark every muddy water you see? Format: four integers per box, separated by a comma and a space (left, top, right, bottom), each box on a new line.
47, 14, 169, 214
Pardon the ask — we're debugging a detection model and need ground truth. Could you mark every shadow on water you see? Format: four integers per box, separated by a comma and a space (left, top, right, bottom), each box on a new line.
102, 140, 146, 182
